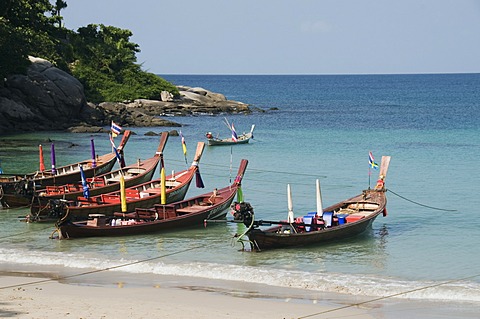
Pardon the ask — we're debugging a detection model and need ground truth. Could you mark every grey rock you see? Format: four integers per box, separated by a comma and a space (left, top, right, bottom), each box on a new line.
0, 58, 252, 135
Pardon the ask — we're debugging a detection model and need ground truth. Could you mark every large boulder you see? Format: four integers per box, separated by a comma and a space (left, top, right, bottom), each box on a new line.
0, 56, 86, 134
0, 58, 252, 134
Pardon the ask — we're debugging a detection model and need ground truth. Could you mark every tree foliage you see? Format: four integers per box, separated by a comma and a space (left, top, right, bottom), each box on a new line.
0, 0, 57, 78
0, 0, 178, 102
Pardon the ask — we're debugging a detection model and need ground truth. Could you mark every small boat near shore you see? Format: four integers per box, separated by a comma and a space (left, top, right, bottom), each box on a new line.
28, 132, 168, 221
0, 131, 131, 208
54, 159, 248, 239
205, 118, 255, 146
217, 156, 391, 251
33, 141, 206, 222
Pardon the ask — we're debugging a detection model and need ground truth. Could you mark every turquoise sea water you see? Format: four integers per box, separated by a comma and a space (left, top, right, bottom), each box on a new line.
1, 74, 479, 310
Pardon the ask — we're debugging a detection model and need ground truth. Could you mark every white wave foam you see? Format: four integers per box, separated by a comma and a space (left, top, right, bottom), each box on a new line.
1, 248, 479, 303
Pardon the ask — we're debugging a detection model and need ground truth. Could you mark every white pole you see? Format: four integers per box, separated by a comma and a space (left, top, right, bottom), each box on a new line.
287, 184, 294, 223
316, 179, 323, 217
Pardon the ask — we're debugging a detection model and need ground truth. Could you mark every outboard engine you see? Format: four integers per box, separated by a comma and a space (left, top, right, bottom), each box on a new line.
231, 201, 254, 227
47, 199, 68, 219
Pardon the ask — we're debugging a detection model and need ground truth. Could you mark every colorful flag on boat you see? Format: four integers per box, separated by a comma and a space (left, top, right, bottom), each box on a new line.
39, 145, 45, 172
369, 151, 378, 169
79, 165, 90, 199
195, 168, 205, 188
120, 174, 127, 212
111, 121, 122, 137
109, 133, 116, 149
180, 131, 187, 156
51, 143, 56, 175
90, 139, 96, 168
231, 123, 238, 142
160, 167, 166, 205
113, 146, 122, 164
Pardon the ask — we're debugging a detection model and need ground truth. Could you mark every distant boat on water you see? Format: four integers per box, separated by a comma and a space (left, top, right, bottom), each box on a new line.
205, 118, 255, 146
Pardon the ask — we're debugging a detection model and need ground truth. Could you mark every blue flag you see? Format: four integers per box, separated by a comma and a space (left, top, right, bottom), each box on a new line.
79, 165, 90, 198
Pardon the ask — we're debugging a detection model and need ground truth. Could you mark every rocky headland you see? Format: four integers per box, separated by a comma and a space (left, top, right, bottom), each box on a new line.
0, 57, 253, 135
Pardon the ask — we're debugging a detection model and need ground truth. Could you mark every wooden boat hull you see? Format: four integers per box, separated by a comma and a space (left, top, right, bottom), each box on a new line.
0, 131, 131, 208
30, 157, 160, 214
206, 124, 255, 146
28, 133, 170, 221
206, 133, 252, 146
57, 159, 248, 238
0, 156, 117, 208
247, 189, 386, 251
241, 155, 391, 251
58, 177, 192, 221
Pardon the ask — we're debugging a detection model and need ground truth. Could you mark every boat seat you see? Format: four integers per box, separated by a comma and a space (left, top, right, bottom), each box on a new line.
151, 204, 177, 219
101, 194, 120, 203
66, 184, 79, 192
87, 177, 106, 187
322, 211, 334, 227
125, 189, 140, 199
46, 186, 63, 195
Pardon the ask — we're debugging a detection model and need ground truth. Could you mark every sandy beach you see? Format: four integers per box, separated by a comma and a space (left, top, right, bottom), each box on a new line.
0, 271, 376, 319
1, 269, 478, 319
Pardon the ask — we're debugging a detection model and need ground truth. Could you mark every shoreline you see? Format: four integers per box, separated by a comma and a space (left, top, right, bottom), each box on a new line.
1, 269, 479, 319
0, 270, 373, 319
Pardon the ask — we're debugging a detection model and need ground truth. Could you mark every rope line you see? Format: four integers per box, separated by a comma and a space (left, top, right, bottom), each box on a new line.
0, 244, 204, 290
387, 189, 457, 212
164, 158, 328, 177
298, 273, 480, 319
0, 224, 53, 240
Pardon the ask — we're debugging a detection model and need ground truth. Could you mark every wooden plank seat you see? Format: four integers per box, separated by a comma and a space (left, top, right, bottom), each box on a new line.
126, 168, 145, 174
124, 189, 140, 199
347, 202, 379, 211
150, 204, 177, 219
144, 188, 163, 195
176, 204, 206, 214
66, 184, 80, 192
87, 177, 106, 187
114, 211, 140, 219
101, 194, 120, 203
77, 196, 102, 204
46, 185, 64, 195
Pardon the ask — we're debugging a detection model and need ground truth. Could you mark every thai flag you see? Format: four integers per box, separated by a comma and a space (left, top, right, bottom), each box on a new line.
231, 123, 238, 142
369, 151, 378, 169
111, 121, 122, 137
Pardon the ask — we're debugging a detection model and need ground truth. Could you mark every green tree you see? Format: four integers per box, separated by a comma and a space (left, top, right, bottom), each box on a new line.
0, 0, 55, 81
0, 0, 72, 81
51, 0, 67, 28
0, 0, 178, 102
71, 24, 178, 102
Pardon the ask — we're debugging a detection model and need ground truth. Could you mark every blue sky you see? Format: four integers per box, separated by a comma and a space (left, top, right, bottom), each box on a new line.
62, 0, 480, 75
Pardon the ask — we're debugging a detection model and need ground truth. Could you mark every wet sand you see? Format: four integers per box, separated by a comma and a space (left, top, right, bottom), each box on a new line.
0, 270, 478, 319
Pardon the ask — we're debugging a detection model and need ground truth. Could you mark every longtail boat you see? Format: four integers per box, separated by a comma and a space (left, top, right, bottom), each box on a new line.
27, 133, 170, 222
219, 156, 391, 251
205, 119, 255, 146
55, 159, 248, 239
35, 141, 206, 222
0, 131, 131, 208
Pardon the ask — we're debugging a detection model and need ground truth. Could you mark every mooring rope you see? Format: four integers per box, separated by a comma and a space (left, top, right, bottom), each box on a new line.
0, 244, 204, 290
297, 272, 480, 319
387, 189, 457, 212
